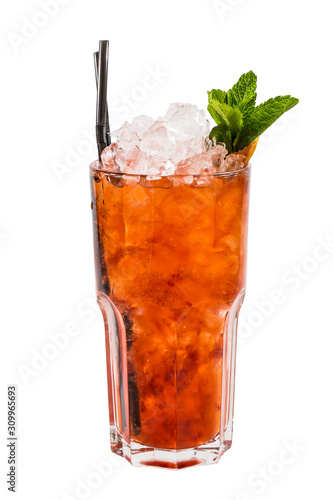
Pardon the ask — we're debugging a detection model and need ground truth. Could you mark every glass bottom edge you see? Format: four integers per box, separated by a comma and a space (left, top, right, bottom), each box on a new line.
109, 425, 232, 469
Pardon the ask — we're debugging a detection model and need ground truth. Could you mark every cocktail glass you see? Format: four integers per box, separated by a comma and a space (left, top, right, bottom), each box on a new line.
90, 160, 250, 469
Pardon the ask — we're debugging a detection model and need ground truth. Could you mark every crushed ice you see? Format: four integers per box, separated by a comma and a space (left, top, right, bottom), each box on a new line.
102, 103, 247, 176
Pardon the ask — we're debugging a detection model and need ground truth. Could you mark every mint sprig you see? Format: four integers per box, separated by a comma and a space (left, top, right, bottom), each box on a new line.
208, 71, 299, 153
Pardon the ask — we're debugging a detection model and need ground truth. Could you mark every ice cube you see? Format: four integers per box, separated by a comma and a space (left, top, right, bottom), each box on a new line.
157, 102, 183, 121
113, 115, 154, 150
115, 147, 150, 175
101, 143, 118, 170
210, 145, 228, 170
141, 121, 176, 160
176, 152, 212, 175
123, 174, 141, 186
173, 175, 194, 187
221, 153, 246, 172
162, 103, 210, 142
141, 103, 210, 163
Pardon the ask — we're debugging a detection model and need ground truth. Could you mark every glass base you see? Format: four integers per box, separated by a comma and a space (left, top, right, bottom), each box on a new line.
110, 425, 232, 469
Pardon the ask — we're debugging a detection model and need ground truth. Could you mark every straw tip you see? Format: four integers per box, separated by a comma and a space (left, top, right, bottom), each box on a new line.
99, 40, 109, 56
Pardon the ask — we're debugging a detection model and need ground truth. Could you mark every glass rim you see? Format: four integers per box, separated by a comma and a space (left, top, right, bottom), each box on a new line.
89, 160, 251, 178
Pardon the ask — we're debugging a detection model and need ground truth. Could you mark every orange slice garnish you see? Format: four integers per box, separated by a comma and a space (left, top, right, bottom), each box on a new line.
235, 138, 258, 165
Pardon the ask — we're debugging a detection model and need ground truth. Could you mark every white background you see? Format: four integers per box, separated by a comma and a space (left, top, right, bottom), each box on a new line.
1, 0, 332, 498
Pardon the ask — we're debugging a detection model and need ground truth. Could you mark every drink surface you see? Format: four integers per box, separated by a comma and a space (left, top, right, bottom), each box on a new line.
91, 164, 250, 451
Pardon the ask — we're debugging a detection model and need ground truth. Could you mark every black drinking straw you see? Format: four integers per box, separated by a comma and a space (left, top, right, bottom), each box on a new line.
94, 51, 111, 147
95, 40, 109, 160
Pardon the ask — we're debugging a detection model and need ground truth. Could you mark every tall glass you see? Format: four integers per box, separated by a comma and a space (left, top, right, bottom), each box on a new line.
90, 160, 250, 469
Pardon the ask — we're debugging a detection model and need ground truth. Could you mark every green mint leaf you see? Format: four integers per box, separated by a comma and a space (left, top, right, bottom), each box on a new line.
208, 72, 257, 152
208, 89, 227, 104
208, 103, 243, 151
237, 93, 257, 120
231, 93, 256, 150
208, 101, 243, 133
228, 71, 257, 106
226, 89, 237, 107
209, 124, 233, 152
235, 95, 299, 150
207, 103, 224, 125
208, 90, 243, 149
207, 72, 299, 155
207, 90, 227, 124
